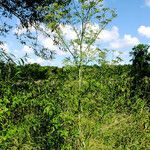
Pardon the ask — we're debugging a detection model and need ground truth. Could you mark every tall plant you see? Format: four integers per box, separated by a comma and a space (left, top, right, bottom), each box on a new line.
46, 0, 116, 147
46, 0, 116, 105
130, 44, 150, 99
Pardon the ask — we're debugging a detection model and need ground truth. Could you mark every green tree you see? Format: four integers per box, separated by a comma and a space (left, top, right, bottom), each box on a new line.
46, 0, 116, 147
0, 0, 71, 61
130, 44, 150, 77
130, 44, 150, 100
0, 0, 70, 28
46, 0, 116, 109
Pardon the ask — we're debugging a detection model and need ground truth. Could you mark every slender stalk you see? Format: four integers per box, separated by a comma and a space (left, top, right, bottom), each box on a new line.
77, 9, 86, 148
78, 65, 82, 112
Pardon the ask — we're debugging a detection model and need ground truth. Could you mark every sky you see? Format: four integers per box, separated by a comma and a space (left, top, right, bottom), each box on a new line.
1, 0, 150, 66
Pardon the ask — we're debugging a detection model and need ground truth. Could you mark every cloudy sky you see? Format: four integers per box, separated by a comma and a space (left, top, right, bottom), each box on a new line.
1, 0, 150, 66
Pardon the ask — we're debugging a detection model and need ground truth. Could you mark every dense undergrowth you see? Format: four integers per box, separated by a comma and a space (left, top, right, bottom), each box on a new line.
0, 63, 150, 149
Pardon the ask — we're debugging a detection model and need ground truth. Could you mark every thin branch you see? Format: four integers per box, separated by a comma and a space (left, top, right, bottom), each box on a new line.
55, 29, 78, 63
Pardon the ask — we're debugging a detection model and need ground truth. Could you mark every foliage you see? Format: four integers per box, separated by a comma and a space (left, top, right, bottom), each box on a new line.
0, 0, 70, 28
0, 62, 150, 149
130, 44, 150, 78
46, 0, 116, 66
130, 44, 150, 102
0, 1, 150, 149
0, 0, 71, 60
45, 0, 117, 146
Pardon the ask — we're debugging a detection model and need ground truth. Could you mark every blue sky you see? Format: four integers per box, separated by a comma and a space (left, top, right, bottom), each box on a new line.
1, 0, 150, 66
106, 0, 150, 43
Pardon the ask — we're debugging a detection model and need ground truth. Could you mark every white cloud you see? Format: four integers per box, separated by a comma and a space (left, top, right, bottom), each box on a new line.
27, 57, 45, 64
19, 23, 139, 63
60, 24, 77, 40
0, 43, 9, 53
109, 34, 139, 49
86, 23, 99, 31
39, 25, 140, 55
22, 45, 33, 54
138, 25, 150, 38
145, 0, 150, 7
97, 26, 139, 49
148, 47, 150, 53
113, 50, 122, 57
99, 26, 119, 42
38, 34, 68, 56
13, 27, 26, 35
13, 26, 35, 35
36, 58, 45, 64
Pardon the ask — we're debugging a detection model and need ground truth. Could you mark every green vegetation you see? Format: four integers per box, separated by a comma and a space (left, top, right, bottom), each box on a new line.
0, 59, 150, 149
0, 0, 150, 149
45, 1, 117, 147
